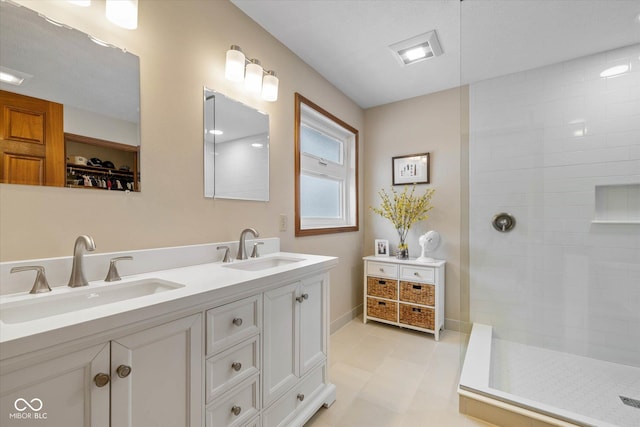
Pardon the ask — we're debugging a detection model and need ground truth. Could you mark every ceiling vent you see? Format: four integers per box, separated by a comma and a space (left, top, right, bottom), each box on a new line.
389, 30, 443, 66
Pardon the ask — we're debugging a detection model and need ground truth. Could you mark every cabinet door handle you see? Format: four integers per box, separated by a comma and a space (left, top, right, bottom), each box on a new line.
116, 365, 132, 378
297, 393, 305, 402
231, 405, 242, 416
94, 373, 110, 387
231, 362, 242, 372
296, 293, 309, 303
232, 317, 243, 326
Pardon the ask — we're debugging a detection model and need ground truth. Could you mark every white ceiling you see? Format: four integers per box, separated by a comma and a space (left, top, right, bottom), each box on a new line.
0, 1, 139, 123
232, 0, 640, 109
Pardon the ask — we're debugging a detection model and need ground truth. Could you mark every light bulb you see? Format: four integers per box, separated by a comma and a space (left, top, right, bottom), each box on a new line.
244, 59, 263, 94
225, 45, 245, 82
262, 70, 279, 102
106, 0, 138, 30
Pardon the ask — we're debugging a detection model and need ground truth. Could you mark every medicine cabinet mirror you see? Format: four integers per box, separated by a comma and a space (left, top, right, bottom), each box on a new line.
204, 88, 269, 201
0, 1, 141, 191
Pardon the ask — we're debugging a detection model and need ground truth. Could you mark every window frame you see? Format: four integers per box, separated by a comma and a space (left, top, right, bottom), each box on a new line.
294, 93, 359, 236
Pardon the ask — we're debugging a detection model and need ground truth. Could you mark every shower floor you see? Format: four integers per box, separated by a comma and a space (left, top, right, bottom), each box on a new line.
490, 339, 640, 427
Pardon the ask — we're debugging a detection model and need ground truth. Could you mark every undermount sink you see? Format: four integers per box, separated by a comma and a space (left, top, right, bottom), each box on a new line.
223, 256, 305, 271
0, 279, 185, 324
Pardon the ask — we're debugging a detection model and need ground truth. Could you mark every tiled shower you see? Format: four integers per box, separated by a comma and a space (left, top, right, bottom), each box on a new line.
469, 43, 639, 366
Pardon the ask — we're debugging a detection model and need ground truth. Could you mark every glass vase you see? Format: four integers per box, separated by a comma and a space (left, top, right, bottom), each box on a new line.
396, 241, 409, 259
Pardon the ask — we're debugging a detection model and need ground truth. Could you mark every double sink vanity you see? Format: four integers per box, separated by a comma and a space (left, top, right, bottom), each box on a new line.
0, 236, 337, 427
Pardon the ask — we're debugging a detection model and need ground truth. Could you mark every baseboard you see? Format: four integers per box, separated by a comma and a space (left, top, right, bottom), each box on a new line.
445, 318, 472, 334
330, 304, 362, 334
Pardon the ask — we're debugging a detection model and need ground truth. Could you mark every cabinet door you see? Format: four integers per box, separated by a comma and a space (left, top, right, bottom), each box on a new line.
263, 282, 299, 405
299, 275, 326, 375
110, 314, 202, 427
0, 343, 110, 427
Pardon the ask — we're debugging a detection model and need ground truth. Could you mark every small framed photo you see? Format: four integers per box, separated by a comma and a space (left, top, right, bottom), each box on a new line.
392, 152, 430, 185
375, 239, 389, 256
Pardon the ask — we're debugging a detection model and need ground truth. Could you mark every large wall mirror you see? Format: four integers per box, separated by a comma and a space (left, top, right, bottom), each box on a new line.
0, 1, 141, 191
204, 88, 269, 201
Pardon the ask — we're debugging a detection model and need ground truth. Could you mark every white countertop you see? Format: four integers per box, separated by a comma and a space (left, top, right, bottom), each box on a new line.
0, 252, 338, 359
363, 255, 446, 267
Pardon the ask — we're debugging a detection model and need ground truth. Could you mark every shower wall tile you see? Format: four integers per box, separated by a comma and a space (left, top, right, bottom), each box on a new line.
469, 43, 640, 367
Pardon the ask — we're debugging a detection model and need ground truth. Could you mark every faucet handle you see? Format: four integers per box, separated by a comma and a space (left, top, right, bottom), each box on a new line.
11, 265, 52, 294
250, 242, 264, 258
217, 246, 232, 263
105, 256, 133, 282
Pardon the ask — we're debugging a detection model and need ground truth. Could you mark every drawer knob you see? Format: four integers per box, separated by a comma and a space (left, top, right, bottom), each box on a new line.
414, 272, 420, 276
231, 362, 242, 372
94, 373, 110, 388
296, 293, 309, 303
116, 364, 132, 378
232, 317, 243, 326
297, 393, 305, 402
231, 405, 242, 416
379, 268, 384, 272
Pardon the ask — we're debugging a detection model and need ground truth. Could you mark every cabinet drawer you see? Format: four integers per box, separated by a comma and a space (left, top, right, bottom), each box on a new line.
263, 364, 325, 427
206, 376, 259, 427
366, 261, 398, 279
207, 295, 261, 355
207, 336, 260, 402
399, 303, 434, 330
399, 265, 435, 283
366, 297, 397, 322
367, 276, 398, 299
399, 281, 435, 306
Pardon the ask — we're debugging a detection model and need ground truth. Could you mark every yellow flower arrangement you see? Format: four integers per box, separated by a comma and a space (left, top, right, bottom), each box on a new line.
371, 186, 435, 257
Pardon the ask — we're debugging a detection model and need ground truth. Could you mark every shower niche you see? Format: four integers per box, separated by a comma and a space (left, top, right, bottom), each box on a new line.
593, 183, 640, 224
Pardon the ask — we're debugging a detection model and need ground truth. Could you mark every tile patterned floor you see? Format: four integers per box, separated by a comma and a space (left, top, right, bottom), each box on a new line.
304, 317, 494, 427
491, 338, 640, 427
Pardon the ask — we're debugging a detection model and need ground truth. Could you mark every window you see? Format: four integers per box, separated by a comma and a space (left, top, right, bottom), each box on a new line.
295, 93, 359, 236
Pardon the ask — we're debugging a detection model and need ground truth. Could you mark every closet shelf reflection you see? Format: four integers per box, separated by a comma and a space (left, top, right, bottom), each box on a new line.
66, 164, 138, 192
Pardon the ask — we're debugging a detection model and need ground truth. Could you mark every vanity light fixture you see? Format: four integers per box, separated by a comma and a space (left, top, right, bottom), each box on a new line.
106, 0, 138, 30
389, 30, 443, 66
224, 45, 279, 102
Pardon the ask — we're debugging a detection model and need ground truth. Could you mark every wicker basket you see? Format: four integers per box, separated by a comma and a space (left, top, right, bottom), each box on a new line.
399, 281, 435, 306
399, 303, 434, 330
367, 276, 398, 299
366, 297, 397, 322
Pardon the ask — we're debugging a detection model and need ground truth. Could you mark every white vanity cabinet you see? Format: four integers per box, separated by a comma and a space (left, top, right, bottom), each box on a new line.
262, 274, 334, 427
0, 314, 202, 427
0, 249, 338, 427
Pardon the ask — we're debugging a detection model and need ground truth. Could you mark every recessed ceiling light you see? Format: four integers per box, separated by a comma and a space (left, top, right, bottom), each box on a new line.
209, 129, 223, 135
251, 143, 264, 148
0, 66, 32, 86
389, 30, 443, 66
600, 64, 630, 78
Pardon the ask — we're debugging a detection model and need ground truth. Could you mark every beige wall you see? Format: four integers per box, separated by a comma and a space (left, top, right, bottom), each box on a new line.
0, 1, 364, 330
364, 87, 468, 328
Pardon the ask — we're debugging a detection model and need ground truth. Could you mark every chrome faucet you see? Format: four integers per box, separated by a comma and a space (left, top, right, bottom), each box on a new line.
236, 228, 259, 260
68, 235, 96, 287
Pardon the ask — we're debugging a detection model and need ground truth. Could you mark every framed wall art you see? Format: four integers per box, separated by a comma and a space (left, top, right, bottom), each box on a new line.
392, 152, 430, 185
